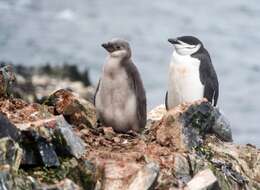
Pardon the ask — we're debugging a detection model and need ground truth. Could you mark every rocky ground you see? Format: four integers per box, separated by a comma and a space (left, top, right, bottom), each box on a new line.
0, 64, 259, 190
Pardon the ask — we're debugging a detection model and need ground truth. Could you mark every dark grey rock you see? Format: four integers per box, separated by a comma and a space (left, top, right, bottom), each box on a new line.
0, 113, 20, 141
212, 108, 232, 142
53, 115, 85, 159
20, 130, 60, 167
36, 137, 60, 167
181, 102, 232, 144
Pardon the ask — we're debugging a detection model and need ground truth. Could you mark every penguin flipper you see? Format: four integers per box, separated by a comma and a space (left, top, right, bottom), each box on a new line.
94, 79, 101, 106
197, 51, 219, 106
165, 91, 169, 110
124, 60, 147, 130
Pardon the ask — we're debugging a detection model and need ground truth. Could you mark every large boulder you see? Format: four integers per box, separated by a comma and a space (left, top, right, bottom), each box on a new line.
154, 100, 232, 151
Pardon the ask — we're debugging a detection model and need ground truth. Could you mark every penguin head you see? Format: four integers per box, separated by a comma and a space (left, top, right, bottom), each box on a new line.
168, 36, 203, 56
102, 38, 131, 58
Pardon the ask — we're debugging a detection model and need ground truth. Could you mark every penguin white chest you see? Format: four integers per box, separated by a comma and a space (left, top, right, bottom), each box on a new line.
168, 52, 204, 108
95, 56, 137, 131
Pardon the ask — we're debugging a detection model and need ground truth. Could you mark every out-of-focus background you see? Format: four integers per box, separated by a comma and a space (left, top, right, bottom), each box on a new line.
0, 0, 259, 146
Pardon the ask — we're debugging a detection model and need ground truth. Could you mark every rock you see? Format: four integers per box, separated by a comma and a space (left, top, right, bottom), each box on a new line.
155, 102, 203, 150
53, 115, 85, 159
19, 123, 60, 167
101, 161, 141, 190
0, 113, 20, 141
185, 169, 220, 190
42, 178, 81, 190
0, 64, 16, 97
145, 105, 167, 133
128, 162, 160, 190
36, 137, 60, 167
45, 89, 97, 129
11, 64, 92, 103
147, 105, 167, 122
205, 137, 260, 189
0, 137, 22, 172
173, 153, 191, 185
0, 165, 41, 190
155, 100, 233, 151
211, 108, 232, 142
19, 115, 85, 166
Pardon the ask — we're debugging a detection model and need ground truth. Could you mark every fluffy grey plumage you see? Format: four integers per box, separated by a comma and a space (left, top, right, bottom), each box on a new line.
94, 39, 146, 133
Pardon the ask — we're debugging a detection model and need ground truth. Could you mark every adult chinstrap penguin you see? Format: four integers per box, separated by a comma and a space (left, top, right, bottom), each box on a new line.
165, 36, 219, 110
94, 38, 147, 133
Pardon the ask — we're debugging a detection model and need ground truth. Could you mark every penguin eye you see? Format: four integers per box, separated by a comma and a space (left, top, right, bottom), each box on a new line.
116, 46, 121, 50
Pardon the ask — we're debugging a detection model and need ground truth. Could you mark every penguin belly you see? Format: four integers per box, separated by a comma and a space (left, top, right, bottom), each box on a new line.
168, 58, 204, 108
95, 64, 137, 132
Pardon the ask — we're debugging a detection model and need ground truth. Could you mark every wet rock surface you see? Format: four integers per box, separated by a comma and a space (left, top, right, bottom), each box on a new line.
0, 64, 259, 189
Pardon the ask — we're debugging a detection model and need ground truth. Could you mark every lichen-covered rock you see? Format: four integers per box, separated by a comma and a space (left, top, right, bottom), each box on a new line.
0, 65, 16, 97
155, 100, 232, 151
44, 89, 97, 129
0, 137, 22, 172
205, 137, 260, 189
22, 158, 96, 190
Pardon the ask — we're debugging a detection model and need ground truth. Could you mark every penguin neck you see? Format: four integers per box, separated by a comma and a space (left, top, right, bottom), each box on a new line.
172, 50, 194, 65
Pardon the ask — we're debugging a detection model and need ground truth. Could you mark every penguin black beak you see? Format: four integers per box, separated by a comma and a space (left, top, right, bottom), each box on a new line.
168, 38, 180, 45
101, 42, 114, 52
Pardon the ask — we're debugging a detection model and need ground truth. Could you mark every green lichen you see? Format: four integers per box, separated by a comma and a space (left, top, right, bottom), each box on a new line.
19, 158, 95, 189
195, 145, 213, 160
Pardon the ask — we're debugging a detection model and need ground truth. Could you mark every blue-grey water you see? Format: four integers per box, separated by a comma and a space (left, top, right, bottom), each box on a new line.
0, 0, 259, 146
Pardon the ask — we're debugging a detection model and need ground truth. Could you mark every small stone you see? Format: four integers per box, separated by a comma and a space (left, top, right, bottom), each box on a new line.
185, 169, 220, 190
113, 137, 121, 143
55, 178, 81, 190
103, 127, 115, 140
147, 105, 167, 122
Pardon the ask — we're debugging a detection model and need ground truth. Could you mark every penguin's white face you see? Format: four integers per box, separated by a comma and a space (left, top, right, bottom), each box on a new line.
175, 41, 201, 56
168, 37, 202, 56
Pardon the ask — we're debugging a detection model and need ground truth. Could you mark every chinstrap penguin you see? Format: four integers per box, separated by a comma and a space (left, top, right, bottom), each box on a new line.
165, 36, 219, 110
94, 38, 147, 133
